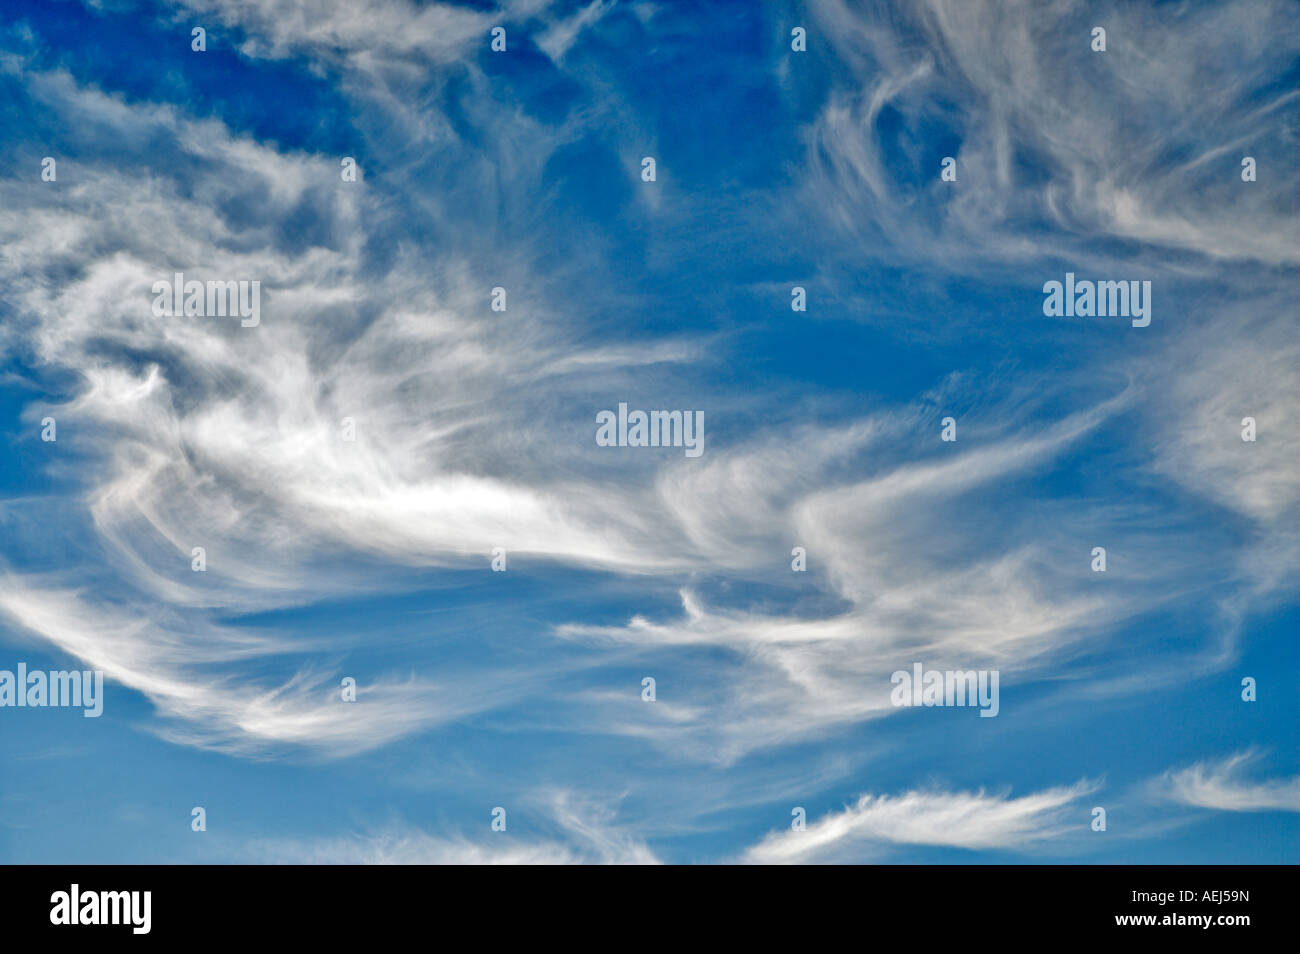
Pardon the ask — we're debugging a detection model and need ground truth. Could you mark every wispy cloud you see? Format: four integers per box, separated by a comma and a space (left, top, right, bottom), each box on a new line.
802, 0, 1300, 272
0, 577, 492, 756
0, 0, 1296, 863
1151, 751, 1300, 813
537, 0, 616, 63
243, 792, 660, 864
743, 781, 1096, 863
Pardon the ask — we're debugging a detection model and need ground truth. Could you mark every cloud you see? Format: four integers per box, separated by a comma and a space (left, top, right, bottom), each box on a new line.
0, 577, 494, 757
0, 60, 714, 602
537, 0, 616, 63
801, 0, 1300, 273
1151, 751, 1300, 813
1142, 304, 1300, 604
0, 1, 1294, 797
743, 781, 1095, 863
242, 792, 660, 864
168, 0, 548, 70
0, 55, 724, 756
556, 387, 1217, 762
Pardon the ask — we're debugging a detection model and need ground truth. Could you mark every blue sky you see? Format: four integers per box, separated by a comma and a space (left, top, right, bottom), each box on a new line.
0, 0, 1298, 864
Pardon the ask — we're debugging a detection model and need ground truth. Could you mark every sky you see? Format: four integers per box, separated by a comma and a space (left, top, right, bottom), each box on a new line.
0, 0, 1297, 864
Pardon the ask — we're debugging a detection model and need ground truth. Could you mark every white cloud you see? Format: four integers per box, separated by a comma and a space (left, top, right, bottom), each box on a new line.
0, 577, 495, 757
169, 0, 547, 69
537, 0, 616, 63
243, 792, 660, 863
743, 781, 1095, 863
557, 389, 1212, 762
1152, 751, 1300, 813
0, 2, 1294, 777
803, 0, 1300, 271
